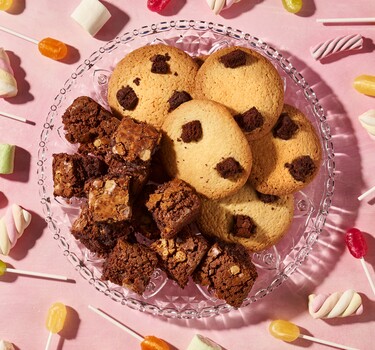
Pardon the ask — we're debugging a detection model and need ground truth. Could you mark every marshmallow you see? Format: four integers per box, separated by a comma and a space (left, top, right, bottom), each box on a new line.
0, 340, 15, 350
0, 204, 32, 255
358, 109, 375, 137
206, 0, 241, 15
71, 0, 111, 36
0, 144, 15, 174
0, 48, 17, 98
187, 334, 223, 350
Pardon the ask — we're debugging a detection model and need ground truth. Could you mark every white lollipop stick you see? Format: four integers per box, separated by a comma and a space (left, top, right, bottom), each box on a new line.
317, 17, 375, 24
358, 185, 375, 201
88, 305, 143, 342
299, 334, 359, 350
0, 112, 27, 123
45, 332, 53, 350
0, 25, 39, 45
360, 258, 375, 296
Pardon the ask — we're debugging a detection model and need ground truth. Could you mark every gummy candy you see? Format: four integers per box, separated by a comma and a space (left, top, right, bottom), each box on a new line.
282, 0, 303, 14
147, 0, 171, 12
353, 75, 375, 97
38, 38, 68, 61
269, 320, 300, 342
141, 335, 170, 350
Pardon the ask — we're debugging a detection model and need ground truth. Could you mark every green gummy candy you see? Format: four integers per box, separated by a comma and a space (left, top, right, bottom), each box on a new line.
0, 144, 15, 174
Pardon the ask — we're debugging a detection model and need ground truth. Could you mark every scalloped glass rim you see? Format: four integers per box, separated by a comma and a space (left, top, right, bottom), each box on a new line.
37, 20, 335, 319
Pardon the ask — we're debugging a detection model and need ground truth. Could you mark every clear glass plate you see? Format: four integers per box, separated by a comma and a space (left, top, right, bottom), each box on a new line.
37, 20, 335, 319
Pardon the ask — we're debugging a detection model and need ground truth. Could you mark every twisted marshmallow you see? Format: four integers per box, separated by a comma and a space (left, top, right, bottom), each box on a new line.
359, 109, 375, 138
206, 0, 241, 15
0, 48, 17, 98
0, 204, 32, 255
310, 34, 363, 61
308, 289, 363, 319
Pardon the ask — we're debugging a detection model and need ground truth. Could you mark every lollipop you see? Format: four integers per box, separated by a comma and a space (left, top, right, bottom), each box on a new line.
0, 112, 27, 123
317, 17, 375, 24
0, 259, 69, 281
269, 320, 359, 350
88, 305, 170, 350
282, 0, 303, 14
353, 75, 375, 97
0, 48, 17, 98
345, 228, 375, 296
45, 303, 67, 350
0, 1, 13, 11
147, 0, 172, 13
0, 204, 31, 253
0, 25, 67, 61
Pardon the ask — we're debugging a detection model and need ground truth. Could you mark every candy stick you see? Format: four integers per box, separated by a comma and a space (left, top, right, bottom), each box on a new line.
88, 305, 170, 349
0, 112, 27, 123
345, 228, 375, 296
0, 25, 68, 60
269, 320, 359, 350
358, 185, 375, 201
317, 17, 375, 24
0, 259, 69, 281
45, 303, 67, 350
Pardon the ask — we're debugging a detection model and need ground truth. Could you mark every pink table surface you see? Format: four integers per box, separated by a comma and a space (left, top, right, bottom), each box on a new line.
1, 1, 375, 349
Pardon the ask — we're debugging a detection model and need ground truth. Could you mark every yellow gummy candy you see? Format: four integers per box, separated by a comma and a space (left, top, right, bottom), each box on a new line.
46, 302, 67, 334
353, 75, 375, 97
269, 320, 300, 342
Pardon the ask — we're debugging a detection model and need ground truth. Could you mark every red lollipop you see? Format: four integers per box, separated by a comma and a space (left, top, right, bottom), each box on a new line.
147, 0, 172, 12
345, 228, 375, 296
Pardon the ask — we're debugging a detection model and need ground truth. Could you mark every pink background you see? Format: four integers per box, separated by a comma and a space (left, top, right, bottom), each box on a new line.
1, 0, 375, 349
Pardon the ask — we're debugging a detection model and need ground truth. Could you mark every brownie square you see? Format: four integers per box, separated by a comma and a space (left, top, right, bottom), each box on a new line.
146, 179, 201, 239
102, 239, 158, 295
111, 117, 161, 164
151, 230, 209, 288
193, 242, 258, 308
86, 175, 132, 223
52, 153, 107, 198
71, 204, 134, 257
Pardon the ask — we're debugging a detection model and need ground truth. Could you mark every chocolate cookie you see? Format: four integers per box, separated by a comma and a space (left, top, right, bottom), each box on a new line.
161, 99, 252, 200
249, 104, 322, 195
194, 46, 284, 140
108, 44, 199, 129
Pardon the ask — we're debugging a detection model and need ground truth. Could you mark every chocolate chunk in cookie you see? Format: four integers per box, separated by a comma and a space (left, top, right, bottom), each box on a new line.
181, 120, 203, 143
273, 113, 299, 140
285, 155, 316, 182
256, 191, 280, 203
234, 107, 264, 132
219, 49, 247, 68
133, 77, 141, 86
232, 215, 256, 238
116, 85, 138, 111
215, 157, 243, 179
168, 90, 192, 112
150, 53, 171, 74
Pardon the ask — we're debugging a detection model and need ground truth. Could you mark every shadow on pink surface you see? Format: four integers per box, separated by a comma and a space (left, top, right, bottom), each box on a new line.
0, 192, 8, 208
220, 0, 264, 20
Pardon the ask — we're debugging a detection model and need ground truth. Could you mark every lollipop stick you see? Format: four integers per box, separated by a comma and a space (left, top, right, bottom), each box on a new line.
316, 17, 375, 24
300, 334, 359, 350
360, 258, 375, 296
88, 305, 144, 342
45, 331, 53, 350
358, 185, 375, 201
0, 112, 28, 123
0, 25, 39, 45
5, 267, 68, 281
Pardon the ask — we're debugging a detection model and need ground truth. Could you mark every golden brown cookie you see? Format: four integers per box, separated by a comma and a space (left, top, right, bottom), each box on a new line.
161, 99, 252, 200
194, 46, 284, 140
198, 183, 294, 252
108, 44, 199, 129
249, 104, 322, 195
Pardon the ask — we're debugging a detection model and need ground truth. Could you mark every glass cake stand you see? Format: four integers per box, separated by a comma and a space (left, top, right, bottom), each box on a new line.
37, 20, 335, 319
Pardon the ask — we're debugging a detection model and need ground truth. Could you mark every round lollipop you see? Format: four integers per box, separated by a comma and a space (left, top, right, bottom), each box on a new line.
269, 320, 359, 350
45, 302, 67, 350
345, 228, 375, 296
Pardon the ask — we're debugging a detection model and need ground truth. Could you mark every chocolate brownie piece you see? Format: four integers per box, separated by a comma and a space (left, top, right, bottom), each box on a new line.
273, 113, 299, 140
285, 155, 316, 182
219, 49, 247, 68
52, 153, 107, 198
215, 157, 243, 179
62, 96, 120, 148
111, 117, 161, 164
151, 230, 209, 288
86, 175, 132, 223
234, 107, 264, 133
193, 241, 258, 308
71, 204, 133, 256
102, 239, 158, 295
146, 179, 201, 239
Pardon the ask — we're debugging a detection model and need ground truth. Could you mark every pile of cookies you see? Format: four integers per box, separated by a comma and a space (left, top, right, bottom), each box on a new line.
52, 44, 322, 308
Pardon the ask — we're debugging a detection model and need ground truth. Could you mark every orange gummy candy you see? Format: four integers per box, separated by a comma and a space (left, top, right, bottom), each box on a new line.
38, 37, 68, 60
140, 335, 170, 350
